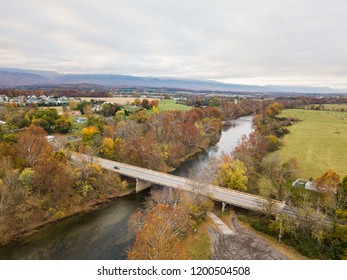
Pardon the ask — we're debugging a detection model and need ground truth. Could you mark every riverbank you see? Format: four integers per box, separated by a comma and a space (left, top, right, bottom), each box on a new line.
0, 188, 136, 247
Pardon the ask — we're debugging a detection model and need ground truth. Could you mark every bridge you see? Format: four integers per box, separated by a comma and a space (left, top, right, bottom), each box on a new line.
72, 153, 292, 215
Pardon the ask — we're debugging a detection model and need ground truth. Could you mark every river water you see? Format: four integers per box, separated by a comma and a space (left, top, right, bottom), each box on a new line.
0, 116, 253, 260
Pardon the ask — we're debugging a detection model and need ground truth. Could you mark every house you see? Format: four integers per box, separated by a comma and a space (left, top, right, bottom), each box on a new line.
0, 95, 8, 102
292, 178, 322, 193
304, 181, 319, 192
75, 117, 87, 123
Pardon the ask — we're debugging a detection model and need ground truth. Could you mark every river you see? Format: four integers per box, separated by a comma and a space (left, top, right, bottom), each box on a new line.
0, 116, 254, 260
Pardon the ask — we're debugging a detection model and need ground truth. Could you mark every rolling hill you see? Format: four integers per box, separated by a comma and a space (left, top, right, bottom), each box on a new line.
0, 67, 345, 94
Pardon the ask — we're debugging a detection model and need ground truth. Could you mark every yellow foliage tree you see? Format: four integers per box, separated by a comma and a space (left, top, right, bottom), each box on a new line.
82, 126, 100, 142
100, 137, 115, 159
266, 102, 283, 117
151, 105, 159, 116
215, 156, 248, 191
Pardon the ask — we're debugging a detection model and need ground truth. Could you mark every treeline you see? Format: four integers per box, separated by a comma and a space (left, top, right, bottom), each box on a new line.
0, 125, 128, 245
278, 96, 347, 108
0, 104, 71, 133
304, 104, 347, 112
182, 95, 347, 120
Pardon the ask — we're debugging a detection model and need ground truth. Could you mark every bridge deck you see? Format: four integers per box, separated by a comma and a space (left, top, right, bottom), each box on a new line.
72, 153, 286, 213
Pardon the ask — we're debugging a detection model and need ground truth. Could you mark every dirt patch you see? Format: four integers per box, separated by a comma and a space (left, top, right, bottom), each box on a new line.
209, 215, 288, 260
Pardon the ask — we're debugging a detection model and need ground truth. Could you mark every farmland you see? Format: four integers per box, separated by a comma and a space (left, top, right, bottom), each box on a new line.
277, 109, 347, 178
157, 99, 191, 112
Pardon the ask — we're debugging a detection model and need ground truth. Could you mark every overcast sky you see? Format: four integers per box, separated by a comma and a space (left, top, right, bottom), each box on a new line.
1, 0, 347, 88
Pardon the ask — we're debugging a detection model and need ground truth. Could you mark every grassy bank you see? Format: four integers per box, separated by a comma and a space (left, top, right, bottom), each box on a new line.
277, 109, 347, 178
185, 221, 212, 259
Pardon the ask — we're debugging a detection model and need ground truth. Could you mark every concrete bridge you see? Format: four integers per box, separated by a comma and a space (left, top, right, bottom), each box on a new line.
72, 153, 290, 215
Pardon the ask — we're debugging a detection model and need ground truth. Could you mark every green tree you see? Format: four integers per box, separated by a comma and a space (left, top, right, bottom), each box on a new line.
262, 155, 299, 200
32, 108, 59, 133
55, 116, 72, 133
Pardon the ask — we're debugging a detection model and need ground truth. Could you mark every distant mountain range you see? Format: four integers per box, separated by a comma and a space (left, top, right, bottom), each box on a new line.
0, 67, 345, 94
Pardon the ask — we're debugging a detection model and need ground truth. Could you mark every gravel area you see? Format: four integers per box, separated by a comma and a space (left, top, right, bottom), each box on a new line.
209, 215, 288, 260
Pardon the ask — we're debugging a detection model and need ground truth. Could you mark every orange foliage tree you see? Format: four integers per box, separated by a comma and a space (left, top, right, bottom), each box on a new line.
128, 204, 189, 260
16, 125, 51, 167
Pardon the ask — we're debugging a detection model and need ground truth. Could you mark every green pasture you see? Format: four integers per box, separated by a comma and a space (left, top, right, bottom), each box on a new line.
277, 109, 347, 178
158, 100, 191, 112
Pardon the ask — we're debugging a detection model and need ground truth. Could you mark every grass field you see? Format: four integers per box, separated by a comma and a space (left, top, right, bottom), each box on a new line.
277, 109, 347, 178
158, 99, 191, 112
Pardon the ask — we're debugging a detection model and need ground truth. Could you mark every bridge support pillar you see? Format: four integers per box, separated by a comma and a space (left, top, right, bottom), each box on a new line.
136, 179, 152, 193
222, 202, 227, 213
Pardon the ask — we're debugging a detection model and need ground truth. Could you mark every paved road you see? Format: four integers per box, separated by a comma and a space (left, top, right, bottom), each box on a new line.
72, 153, 286, 214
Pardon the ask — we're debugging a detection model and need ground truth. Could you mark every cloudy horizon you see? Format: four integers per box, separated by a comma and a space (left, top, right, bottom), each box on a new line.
1, 0, 347, 88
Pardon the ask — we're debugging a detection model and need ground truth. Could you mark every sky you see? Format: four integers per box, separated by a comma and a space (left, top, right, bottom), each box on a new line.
1, 0, 347, 88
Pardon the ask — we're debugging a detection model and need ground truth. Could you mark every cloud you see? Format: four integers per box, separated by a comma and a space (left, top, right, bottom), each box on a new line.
0, 0, 347, 87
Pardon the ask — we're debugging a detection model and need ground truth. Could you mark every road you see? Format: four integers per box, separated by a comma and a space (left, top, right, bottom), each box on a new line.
72, 153, 286, 213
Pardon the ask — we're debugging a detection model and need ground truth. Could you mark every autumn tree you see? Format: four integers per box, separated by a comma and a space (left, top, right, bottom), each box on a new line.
141, 98, 150, 109
114, 110, 126, 122
32, 149, 74, 201
100, 137, 115, 159
123, 133, 164, 170
101, 103, 121, 117
82, 126, 100, 143
128, 204, 189, 260
266, 102, 283, 117
0, 182, 9, 211
314, 170, 341, 215
214, 154, 248, 191
133, 98, 141, 106
16, 125, 51, 167
314, 169, 340, 194
151, 105, 159, 116
337, 176, 347, 211
150, 99, 159, 108
128, 109, 149, 123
